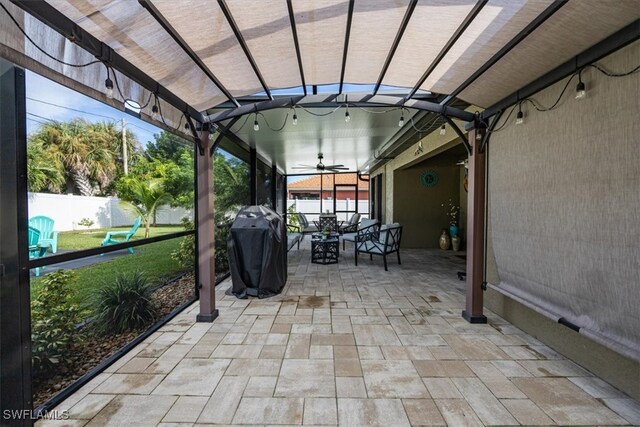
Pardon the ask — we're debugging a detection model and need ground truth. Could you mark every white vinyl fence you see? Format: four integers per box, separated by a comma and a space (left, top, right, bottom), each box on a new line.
287, 199, 369, 222
27, 192, 192, 231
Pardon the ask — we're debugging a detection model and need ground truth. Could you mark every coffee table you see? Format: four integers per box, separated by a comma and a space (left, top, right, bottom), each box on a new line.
311, 233, 340, 265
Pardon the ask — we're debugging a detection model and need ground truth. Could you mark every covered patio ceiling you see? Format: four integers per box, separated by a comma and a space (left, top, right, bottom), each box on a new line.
8, 0, 640, 173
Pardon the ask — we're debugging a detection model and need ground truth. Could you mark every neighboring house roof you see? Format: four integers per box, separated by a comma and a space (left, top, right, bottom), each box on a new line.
288, 174, 369, 191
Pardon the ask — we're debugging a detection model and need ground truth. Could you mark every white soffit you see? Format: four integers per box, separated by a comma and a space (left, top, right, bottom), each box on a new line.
225, 0, 302, 91
422, 0, 554, 95
343, 0, 410, 85
150, 0, 263, 98
45, 0, 227, 110
382, 0, 476, 90
291, 0, 349, 86
459, 0, 640, 108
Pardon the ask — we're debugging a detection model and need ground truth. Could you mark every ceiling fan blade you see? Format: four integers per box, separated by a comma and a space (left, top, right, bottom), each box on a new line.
323, 164, 344, 168
291, 167, 315, 170
327, 167, 349, 171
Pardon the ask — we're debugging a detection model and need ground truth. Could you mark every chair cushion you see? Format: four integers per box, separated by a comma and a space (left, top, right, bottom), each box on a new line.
343, 232, 356, 242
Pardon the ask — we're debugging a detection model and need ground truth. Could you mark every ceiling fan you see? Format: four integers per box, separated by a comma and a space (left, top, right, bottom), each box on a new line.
291, 153, 349, 172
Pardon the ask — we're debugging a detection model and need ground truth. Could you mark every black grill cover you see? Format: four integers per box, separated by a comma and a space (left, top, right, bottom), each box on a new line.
227, 205, 286, 298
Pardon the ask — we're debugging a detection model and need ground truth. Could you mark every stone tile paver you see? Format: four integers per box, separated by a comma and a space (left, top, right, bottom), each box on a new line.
56, 248, 639, 426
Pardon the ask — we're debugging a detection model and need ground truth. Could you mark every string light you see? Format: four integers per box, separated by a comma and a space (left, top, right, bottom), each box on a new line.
576, 72, 586, 99
476, 131, 482, 140
105, 76, 114, 99
151, 104, 159, 121
292, 106, 298, 125
253, 113, 260, 131
440, 123, 446, 135
345, 107, 351, 123
516, 103, 524, 125
398, 108, 405, 127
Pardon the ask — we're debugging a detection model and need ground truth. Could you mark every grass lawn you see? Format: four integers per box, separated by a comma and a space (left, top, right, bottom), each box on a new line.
57, 224, 184, 251
31, 226, 193, 307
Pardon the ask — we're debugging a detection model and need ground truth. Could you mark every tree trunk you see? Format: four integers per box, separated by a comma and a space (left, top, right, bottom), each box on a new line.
71, 171, 94, 196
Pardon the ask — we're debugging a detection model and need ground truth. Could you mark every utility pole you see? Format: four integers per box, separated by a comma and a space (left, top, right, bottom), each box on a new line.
121, 117, 128, 175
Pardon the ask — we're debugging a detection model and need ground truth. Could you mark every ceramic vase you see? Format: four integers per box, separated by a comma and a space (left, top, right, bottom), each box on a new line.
439, 229, 451, 250
452, 235, 461, 251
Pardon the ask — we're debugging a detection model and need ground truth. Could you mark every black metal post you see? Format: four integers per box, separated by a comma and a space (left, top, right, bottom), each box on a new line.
271, 164, 278, 211
250, 148, 257, 205
0, 58, 32, 425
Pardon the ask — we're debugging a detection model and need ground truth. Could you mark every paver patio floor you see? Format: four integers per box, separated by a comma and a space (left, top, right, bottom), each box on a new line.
42, 244, 639, 426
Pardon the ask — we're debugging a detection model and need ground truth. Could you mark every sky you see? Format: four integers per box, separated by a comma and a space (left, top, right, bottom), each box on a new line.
24, 70, 347, 184
26, 70, 162, 146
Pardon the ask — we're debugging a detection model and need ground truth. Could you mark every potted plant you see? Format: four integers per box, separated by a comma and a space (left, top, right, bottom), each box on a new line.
442, 199, 460, 237
322, 225, 332, 240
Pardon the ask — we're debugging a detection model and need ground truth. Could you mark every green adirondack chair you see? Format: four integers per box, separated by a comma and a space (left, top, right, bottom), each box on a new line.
28, 215, 59, 253
101, 217, 142, 254
28, 226, 45, 276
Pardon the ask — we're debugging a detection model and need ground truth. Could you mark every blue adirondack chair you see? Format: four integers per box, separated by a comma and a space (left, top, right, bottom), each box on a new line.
101, 217, 142, 254
28, 215, 59, 253
28, 226, 45, 276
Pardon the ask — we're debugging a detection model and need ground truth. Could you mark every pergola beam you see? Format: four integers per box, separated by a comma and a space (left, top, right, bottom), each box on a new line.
338, 0, 355, 95
11, 0, 205, 123
441, 0, 568, 106
205, 94, 475, 124
372, 0, 418, 95
405, 0, 488, 101
139, 0, 240, 108
218, 0, 272, 100
286, 0, 307, 96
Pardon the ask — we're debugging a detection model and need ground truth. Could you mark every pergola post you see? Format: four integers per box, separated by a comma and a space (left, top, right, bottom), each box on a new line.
462, 125, 487, 324
196, 129, 218, 322
250, 148, 257, 205
271, 164, 278, 211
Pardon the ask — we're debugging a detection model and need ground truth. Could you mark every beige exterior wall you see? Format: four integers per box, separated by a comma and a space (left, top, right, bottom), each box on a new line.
370, 113, 473, 223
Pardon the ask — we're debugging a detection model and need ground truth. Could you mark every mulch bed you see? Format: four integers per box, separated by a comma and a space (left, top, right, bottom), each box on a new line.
33, 273, 195, 408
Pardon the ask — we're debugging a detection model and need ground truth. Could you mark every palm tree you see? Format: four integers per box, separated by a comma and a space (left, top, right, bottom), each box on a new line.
120, 179, 173, 238
28, 119, 135, 196
26, 141, 65, 193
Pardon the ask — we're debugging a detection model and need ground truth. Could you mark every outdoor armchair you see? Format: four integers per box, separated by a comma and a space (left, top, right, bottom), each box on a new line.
342, 218, 378, 250
101, 216, 142, 254
338, 213, 361, 234
28, 215, 59, 253
355, 223, 403, 271
313, 215, 338, 234
28, 226, 46, 276
286, 223, 302, 251
296, 213, 318, 233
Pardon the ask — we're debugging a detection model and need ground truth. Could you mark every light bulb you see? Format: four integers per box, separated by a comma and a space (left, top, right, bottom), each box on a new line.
253, 118, 259, 131
516, 111, 524, 125
476, 131, 482, 140
151, 105, 159, 121
398, 115, 404, 127
185, 123, 190, 130
105, 78, 114, 99
576, 81, 586, 99
292, 113, 298, 125
439, 124, 446, 135
345, 110, 350, 123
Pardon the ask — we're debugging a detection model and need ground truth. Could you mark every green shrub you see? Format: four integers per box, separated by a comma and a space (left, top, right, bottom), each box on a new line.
287, 204, 299, 226
171, 216, 232, 274
90, 271, 157, 334
171, 217, 195, 269
77, 218, 94, 228
31, 270, 81, 376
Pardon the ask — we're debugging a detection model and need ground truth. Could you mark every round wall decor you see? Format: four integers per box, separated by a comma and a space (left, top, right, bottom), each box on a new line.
420, 170, 438, 187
